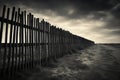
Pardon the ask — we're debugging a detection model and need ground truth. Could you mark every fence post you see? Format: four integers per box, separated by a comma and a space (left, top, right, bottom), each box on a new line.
15, 8, 20, 71
2, 7, 9, 77
23, 11, 27, 69
28, 13, 31, 69
0, 5, 6, 43
11, 10, 17, 72
7, 7, 15, 77
26, 14, 29, 69
36, 18, 40, 65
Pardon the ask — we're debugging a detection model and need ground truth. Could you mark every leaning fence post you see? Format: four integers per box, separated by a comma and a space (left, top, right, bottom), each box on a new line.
34, 18, 36, 65
26, 14, 30, 69
30, 14, 34, 68
11, 10, 17, 72
15, 8, 20, 71
39, 22, 42, 65
50, 26, 52, 58
23, 11, 27, 69
48, 23, 50, 61
7, 7, 15, 76
36, 18, 40, 65
0, 5, 6, 77
28, 13, 32, 69
0, 5, 6, 43
2, 7, 10, 77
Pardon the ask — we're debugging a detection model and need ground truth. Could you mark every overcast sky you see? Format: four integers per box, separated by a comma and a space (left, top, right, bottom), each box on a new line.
0, 0, 120, 43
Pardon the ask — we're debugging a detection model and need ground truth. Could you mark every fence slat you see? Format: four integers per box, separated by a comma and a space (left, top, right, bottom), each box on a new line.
11, 11, 17, 71
27, 14, 29, 69
2, 7, 10, 75
7, 7, 15, 74
0, 5, 6, 43
29, 13, 32, 68
15, 8, 20, 71
31, 14, 34, 68
23, 11, 27, 69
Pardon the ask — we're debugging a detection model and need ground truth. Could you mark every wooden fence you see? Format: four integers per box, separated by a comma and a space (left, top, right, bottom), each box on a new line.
0, 5, 94, 78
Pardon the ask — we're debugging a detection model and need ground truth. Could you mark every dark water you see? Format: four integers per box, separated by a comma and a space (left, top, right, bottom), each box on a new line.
13, 44, 120, 80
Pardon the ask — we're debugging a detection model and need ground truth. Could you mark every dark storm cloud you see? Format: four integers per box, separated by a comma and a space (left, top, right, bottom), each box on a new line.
106, 18, 120, 29
0, 0, 120, 18
0, 0, 120, 42
0, 0, 118, 18
111, 3, 120, 18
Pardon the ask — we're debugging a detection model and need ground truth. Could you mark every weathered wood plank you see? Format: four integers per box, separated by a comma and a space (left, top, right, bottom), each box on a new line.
0, 5, 6, 43
7, 6, 15, 72
2, 7, 10, 75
